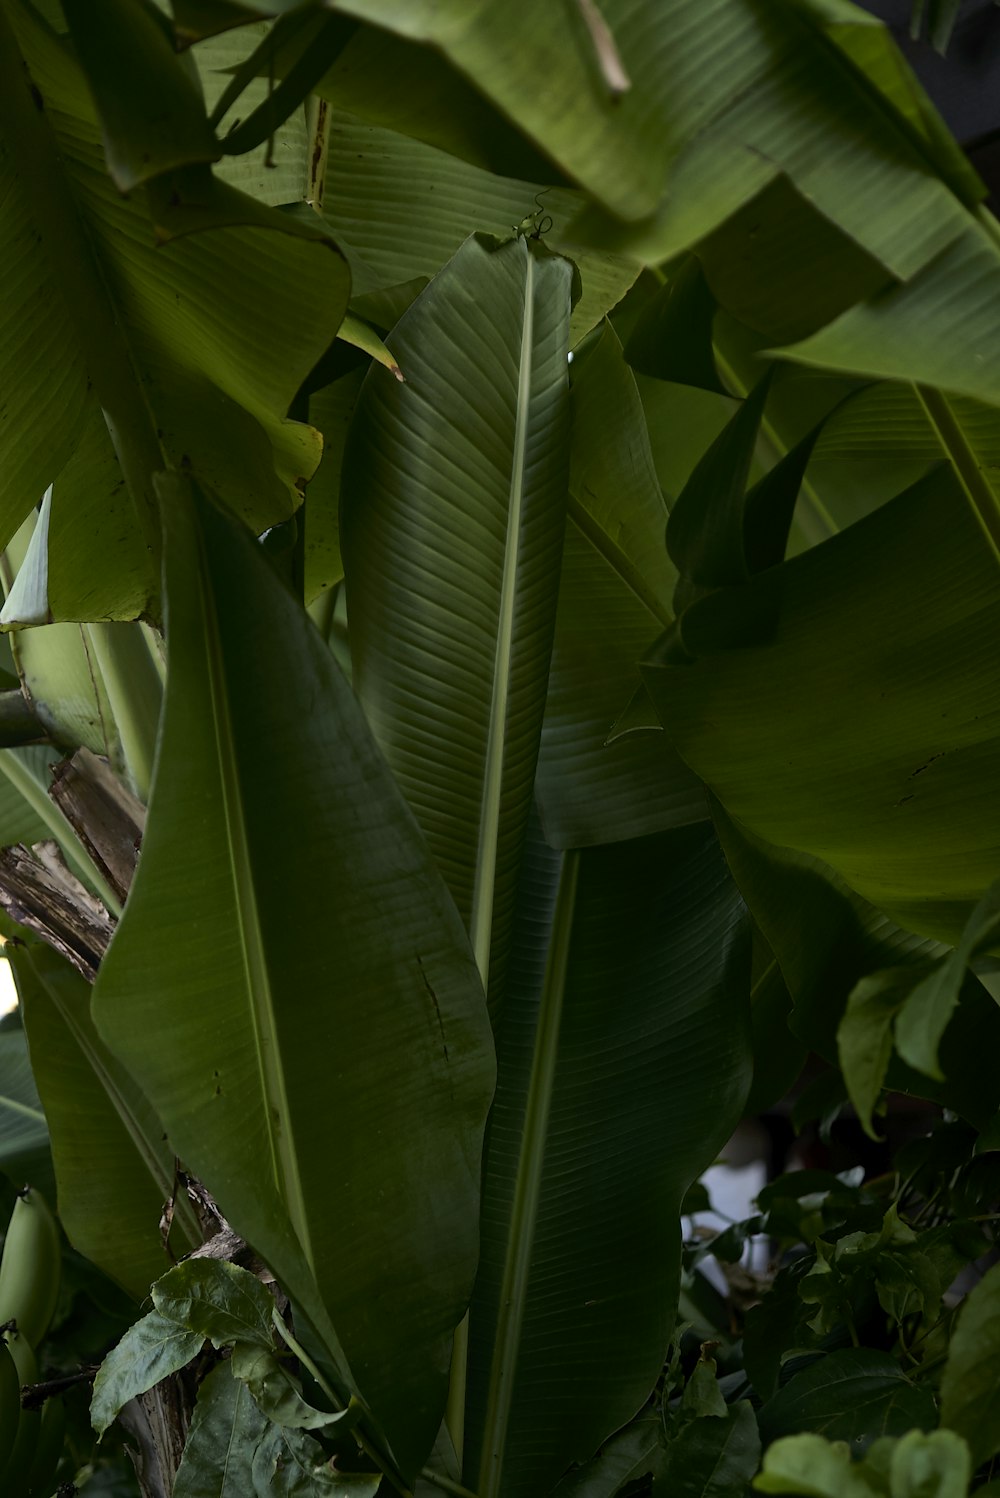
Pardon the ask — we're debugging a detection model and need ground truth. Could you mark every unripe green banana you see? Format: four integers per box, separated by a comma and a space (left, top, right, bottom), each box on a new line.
0, 1188, 60, 1348
0, 1334, 20, 1476
25, 1388, 65, 1497
2, 1328, 39, 1493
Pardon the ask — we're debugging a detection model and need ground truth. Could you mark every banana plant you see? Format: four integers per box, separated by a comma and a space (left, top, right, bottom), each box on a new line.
0, 0, 999, 1496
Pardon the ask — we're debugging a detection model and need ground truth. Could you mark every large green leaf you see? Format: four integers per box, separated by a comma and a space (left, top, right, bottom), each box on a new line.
644, 465, 1000, 945
940, 1260, 1000, 1466
12, 943, 194, 1300
536, 325, 706, 847
92, 479, 495, 1479
757, 1349, 935, 1452
0, 1024, 49, 1180
320, 110, 636, 345
465, 822, 752, 1498
0, 0, 349, 603
341, 233, 573, 1001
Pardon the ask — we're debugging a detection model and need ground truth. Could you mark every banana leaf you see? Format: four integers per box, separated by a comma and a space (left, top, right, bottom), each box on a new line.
341, 232, 574, 1002
12, 943, 196, 1299
0, 0, 349, 606
93, 478, 495, 1480
644, 463, 1000, 946
465, 821, 752, 1498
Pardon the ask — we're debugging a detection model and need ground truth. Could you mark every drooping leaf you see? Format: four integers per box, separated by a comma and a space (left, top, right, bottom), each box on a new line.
91, 1311, 206, 1437
465, 822, 752, 1498
92, 478, 495, 1478
940, 1259, 1000, 1466
757, 1349, 936, 1452
62, 0, 222, 189
645, 465, 1000, 947
783, 223, 1000, 409
12, 943, 197, 1299
230, 1342, 346, 1431
342, 232, 573, 1003
0, 0, 350, 602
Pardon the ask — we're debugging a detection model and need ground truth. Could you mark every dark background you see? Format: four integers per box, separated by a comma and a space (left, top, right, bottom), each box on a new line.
858, 0, 1000, 199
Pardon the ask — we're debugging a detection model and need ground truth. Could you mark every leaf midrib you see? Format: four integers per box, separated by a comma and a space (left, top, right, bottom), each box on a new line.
477, 848, 580, 1498
468, 242, 536, 990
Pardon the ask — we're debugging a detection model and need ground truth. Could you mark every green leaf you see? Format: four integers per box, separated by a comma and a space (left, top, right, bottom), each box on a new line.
0, 1026, 49, 1174
465, 822, 752, 1498
230, 1342, 347, 1431
301, 378, 359, 614
92, 478, 495, 1478
838, 970, 914, 1141
12, 943, 196, 1299
662, 1401, 761, 1498
91, 1310, 206, 1437
174, 1361, 269, 1498
342, 232, 573, 1003
623, 258, 726, 395
895, 880, 1000, 1080
667, 372, 771, 602
537, 324, 706, 847
753, 1433, 877, 1497
550, 1411, 667, 1497
251, 1421, 381, 1496
152, 1260, 274, 1349
783, 223, 1000, 409
940, 1259, 1000, 1466
62, 0, 221, 190
317, 111, 635, 346
757, 1349, 936, 1452
889, 1429, 970, 1498
0, 0, 350, 583
644, 465, 1000, 947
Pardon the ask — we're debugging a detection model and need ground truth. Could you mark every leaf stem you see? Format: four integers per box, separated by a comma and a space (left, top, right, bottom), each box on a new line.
419, 1470, 479, 1498
84, 624, 162, 804
0, 750, 122, 917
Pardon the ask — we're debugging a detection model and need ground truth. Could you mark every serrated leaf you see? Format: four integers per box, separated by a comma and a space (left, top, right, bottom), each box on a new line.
890, 1429, 970, 1498
231, 1342, 347, 1431
91, 1311, 205, 1436
252, 1421, 381, 1497
174, 1361, 269, 1498
152, 1260, 275, 1349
